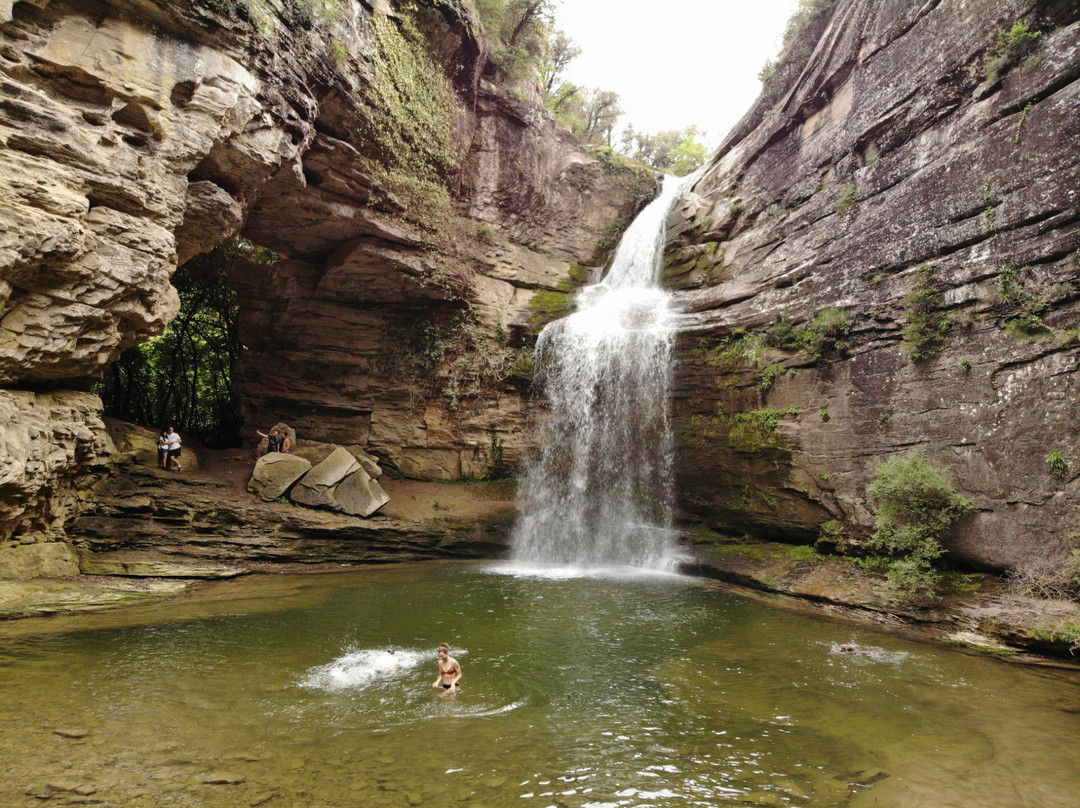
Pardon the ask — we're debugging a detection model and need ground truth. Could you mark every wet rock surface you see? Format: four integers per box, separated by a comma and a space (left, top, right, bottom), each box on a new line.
680, 538, 1080, 663
0, 0, 651, 563
66, 459, 514, 572
667, 0, 1080, 574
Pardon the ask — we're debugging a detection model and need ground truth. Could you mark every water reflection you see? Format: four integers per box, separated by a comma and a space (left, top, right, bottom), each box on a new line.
0, 562, 1076, 807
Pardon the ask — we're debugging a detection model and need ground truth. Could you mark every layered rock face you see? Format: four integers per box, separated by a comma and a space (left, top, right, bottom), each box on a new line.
0, 0, 650, 574
667, 0, 1080, 573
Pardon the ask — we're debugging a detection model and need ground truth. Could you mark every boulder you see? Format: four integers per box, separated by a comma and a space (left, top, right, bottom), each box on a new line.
289, 447, 390, 516
0, 542, 79, 580
292, 441, 383, 479
247, 453, 311, 501
334, 469, 391, 518
290, 447, 360, 508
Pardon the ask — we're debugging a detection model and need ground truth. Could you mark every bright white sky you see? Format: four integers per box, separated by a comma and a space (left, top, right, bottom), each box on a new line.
553, 0, 799, 148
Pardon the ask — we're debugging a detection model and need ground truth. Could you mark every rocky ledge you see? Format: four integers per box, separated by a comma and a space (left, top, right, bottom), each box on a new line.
4, 448, 1077, 666
681, 536, 1080, 664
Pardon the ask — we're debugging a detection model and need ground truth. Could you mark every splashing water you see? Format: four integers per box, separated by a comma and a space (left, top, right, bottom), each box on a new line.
299, 646, 431, 692
511, 177, 686, 571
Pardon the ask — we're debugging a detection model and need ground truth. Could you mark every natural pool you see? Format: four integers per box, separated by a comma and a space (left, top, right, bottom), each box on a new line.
1, 562, 1077, 807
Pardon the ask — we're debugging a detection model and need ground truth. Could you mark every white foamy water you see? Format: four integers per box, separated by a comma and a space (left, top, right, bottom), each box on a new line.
511, 177, 686, 571
487, 560, 686, 582
299, 646, 431, 692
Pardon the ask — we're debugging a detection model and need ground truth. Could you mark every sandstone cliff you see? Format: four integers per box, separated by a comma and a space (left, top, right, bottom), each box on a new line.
667, 0, 1080, 576
0, 0, 651, 576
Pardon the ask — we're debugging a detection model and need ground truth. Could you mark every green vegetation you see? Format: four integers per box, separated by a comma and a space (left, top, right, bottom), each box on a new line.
767, 308, 851, 360
901, 263, 949, 360
528, 290, 575, 332
994, 264, 1070, 340
817, 519, 847, 547
475, 0, 559, 85
193, 0, 347, 53
696, 329, 767, 376
362, 3, 456, 233
619, 125, 709, 177
587, 148, 657, 223
865, 452, 976, 601
759, 0, 838, 84
526, 264, 600, 333
474, 2, 709, 168
834, 183, 859, 216
379, 303, 529, 415
594, 215, 630, 256
679, 405, 797, 453
1046, 449, 1068, 479
1015, 101, 1034, 143
478, 423, 514, 480
726, 407, 798, 452
1027, 623, 1080, 654
510, 345, 535, 378
98, 238, 277, 448
755, 362, 786, 393
690, 311, 849, 407
985, 21, 1042, 84
399, 306, 519, 412
473, 0, 623, 148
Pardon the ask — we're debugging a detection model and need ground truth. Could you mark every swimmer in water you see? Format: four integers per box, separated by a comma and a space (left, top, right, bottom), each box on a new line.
432, 644, 461, 695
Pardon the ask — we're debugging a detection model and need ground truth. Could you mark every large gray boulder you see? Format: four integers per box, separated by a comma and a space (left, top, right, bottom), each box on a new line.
334, 469, 391, 517
290, 448, 360, 509
290, 447, 389, 517
291, 441, 383, 479
247, 453, 312, 501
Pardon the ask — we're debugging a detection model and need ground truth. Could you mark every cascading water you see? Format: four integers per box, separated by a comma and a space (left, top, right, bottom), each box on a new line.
510, 176, 685, 570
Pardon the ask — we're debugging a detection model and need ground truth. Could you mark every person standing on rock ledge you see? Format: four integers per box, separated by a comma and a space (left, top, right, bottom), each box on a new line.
165, 426, 183, 472
257, 427, 290, 454
157, 429, 170, 469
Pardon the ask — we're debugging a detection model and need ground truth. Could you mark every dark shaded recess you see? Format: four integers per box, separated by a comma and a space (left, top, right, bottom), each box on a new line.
188, 152, 241, 197
170, 80, 198, 108
1036, 0, 1080, 28
97, 239, 278, 448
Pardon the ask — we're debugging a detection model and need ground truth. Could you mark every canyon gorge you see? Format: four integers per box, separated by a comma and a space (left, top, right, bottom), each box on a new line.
1, 0, 1079, 655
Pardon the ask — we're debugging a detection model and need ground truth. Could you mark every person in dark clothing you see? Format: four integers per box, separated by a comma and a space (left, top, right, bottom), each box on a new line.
257, 427, 284, 453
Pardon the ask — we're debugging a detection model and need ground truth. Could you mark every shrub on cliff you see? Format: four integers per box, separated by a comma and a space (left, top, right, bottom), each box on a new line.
866, 452, 976, 601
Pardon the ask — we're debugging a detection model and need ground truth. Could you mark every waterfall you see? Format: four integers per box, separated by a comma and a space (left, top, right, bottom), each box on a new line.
510, 176, 684, 571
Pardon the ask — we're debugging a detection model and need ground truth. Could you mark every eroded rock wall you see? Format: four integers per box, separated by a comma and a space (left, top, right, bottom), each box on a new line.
667, 0, 1080, 573
0, 0, 650, 570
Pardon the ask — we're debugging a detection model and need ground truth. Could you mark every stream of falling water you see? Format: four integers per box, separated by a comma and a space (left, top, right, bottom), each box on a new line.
510, 177, 685, 571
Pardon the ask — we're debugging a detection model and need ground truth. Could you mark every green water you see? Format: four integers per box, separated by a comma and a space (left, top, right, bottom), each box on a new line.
1, 562, 1077, 807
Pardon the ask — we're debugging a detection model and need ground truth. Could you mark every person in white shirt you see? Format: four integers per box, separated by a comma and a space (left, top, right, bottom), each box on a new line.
165, 427, 183, 472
